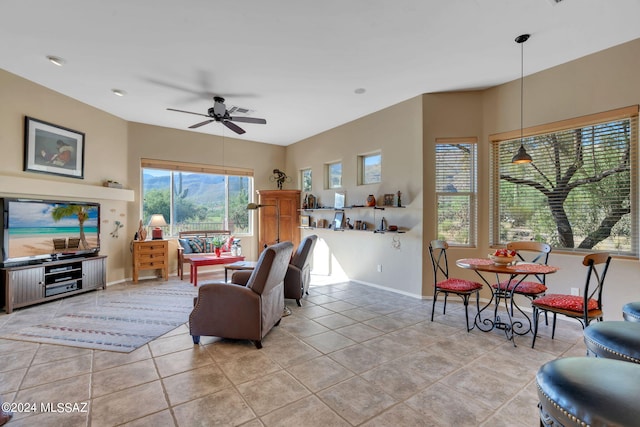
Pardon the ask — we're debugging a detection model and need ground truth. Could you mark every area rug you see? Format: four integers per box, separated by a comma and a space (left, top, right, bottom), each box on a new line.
0, 281, 197, 353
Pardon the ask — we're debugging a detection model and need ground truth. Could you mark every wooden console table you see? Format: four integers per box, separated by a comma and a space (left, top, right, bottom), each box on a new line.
132, 240, 169, 283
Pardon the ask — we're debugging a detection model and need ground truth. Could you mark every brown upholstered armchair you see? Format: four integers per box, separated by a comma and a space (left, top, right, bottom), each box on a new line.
284, 235, 317, 306
189, 241, 294, 349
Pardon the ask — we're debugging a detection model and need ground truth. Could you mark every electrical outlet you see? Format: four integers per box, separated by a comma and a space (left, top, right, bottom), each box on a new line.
377, 264, 382, 272
570, 287, 580, 296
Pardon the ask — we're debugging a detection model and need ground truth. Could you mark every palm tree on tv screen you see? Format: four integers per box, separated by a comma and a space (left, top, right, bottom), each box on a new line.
51, 204, 94, 249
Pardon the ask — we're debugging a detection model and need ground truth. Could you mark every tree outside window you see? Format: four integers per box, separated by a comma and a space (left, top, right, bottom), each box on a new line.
493, 111, 637, 255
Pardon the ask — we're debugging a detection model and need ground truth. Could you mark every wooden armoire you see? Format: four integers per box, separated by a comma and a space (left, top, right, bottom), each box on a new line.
256, 189, 301, 250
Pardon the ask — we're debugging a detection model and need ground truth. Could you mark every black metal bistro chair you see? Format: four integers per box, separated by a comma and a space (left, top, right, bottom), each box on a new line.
531, 252, 611, 348
493, 241, 551, 323
429, 240, 483, 332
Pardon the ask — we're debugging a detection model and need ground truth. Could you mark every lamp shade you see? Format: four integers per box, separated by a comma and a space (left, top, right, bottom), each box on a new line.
511, 144, 532, 164
148, 214, 167, 240
148, 214, 167, 227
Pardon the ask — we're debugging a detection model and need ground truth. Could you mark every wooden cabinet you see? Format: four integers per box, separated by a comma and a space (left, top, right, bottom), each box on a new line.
1, 255, 107, 313
132, 240, 169, 283
256, 190, 301, 250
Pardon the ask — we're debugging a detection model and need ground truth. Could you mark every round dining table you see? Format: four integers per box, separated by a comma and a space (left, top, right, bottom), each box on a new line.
456, 258, 559, 346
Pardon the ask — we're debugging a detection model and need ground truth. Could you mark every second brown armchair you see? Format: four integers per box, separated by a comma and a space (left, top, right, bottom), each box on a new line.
284, 235, 317, 306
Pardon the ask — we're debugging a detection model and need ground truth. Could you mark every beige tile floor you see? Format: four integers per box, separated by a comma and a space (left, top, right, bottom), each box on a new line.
0, 272, 587, 426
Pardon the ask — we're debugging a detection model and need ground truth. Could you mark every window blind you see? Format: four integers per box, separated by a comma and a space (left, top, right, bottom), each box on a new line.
490, 106, 638, 256
435, 137, 477, 246
141, 158, 253, 177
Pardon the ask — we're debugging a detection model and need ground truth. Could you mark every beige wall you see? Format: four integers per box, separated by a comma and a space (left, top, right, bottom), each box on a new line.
285, 96, 424, 296
0, 69, 132, 282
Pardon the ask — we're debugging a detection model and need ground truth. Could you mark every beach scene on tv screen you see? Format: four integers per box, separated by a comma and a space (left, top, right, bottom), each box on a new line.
8, 201, 99, 258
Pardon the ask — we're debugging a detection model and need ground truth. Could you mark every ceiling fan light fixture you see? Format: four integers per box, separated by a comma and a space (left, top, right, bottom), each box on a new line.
512, 33, 532, 164
46, 55, 65, 66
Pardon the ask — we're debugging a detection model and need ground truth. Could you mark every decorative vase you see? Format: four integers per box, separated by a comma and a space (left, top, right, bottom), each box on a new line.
215, 247, 221, 257
366, 194, 376, 207
137, 220, 147, 241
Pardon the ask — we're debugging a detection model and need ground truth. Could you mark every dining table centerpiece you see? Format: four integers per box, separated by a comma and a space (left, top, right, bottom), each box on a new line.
489, 248, 516, 265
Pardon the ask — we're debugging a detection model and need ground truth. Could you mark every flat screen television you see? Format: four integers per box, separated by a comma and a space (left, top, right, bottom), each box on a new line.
1, 198, 100, 266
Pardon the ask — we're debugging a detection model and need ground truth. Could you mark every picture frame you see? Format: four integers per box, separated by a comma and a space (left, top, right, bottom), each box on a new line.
300, 215, 310, 227
333, 210, 345, 230
383, 193, 395, 206
317, 219, 326, 228
24, 116, 85, 179
306, 194, 316, 209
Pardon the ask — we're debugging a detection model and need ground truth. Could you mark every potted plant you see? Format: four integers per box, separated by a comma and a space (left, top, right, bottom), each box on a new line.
211, 236, 225, 257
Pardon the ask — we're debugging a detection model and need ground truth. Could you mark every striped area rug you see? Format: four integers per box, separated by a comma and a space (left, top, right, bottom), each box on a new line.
0, 281, 198, 352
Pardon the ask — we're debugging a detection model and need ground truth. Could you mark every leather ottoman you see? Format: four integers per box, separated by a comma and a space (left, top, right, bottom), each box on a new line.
583, 321, 640, 364
536, 357, 640, 426
622, 301, 640, 322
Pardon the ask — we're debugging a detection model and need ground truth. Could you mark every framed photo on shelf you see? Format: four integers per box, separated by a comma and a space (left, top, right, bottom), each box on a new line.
24, 116, 85, 179
333, 211, 345, 230
300, 215, 310, 227
383, 193, 395, 206
317, 219, 326, 228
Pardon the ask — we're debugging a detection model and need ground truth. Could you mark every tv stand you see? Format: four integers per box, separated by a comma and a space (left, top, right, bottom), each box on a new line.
1, 255, 106, 313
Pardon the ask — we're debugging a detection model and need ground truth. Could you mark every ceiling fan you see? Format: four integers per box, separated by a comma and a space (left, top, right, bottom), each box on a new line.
167, 96, 266, 135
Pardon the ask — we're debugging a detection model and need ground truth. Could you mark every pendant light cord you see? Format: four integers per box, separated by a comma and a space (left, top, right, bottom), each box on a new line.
520, 39, 524, 141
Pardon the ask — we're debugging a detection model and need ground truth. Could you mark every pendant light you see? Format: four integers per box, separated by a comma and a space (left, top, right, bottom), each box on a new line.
511, 34, 532, 164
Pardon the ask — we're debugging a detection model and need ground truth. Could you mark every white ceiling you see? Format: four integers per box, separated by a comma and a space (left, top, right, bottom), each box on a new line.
2, 0, 640, 146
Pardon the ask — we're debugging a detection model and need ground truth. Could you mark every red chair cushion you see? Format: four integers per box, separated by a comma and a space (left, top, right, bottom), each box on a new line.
492, 280, 547, 295
437, 278, 483, 292
532, 294, 598, 312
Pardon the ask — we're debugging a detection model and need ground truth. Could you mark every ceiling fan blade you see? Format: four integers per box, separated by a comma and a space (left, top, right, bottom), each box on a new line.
189, 119, 215, 129
223, 120, 246, 134
167, 108, 211, 118
228, 116, 267, 125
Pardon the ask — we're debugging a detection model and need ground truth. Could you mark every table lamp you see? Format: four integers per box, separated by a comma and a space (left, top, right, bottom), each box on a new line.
148, 214, 167, 240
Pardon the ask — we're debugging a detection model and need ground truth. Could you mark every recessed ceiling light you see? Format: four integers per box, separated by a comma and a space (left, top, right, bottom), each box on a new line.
46, 55, 65, 66
111, 89, 127, 97
354, 88, 366, 94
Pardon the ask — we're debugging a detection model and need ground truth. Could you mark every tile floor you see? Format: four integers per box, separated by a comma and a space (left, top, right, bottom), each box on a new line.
0, 272, 587, 426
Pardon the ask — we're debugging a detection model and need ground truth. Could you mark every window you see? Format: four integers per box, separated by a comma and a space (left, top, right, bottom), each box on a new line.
359, 152, 381, 185
141, 159, 253, 236
301, 168, 312, 192
491, 106, 638, 255
436, 138, 477, 246
326, 161, 342, 189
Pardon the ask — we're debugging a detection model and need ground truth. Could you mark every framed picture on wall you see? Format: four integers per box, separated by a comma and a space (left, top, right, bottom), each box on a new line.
24, 116, 85, 179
